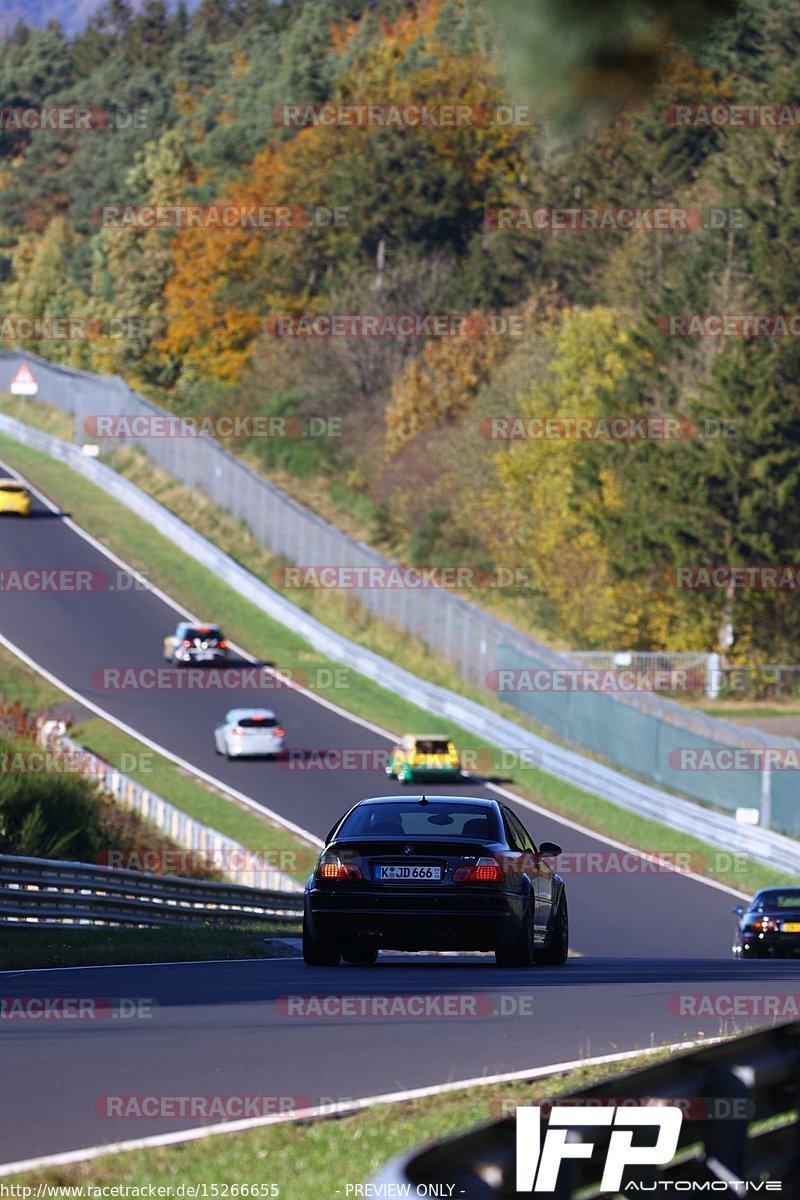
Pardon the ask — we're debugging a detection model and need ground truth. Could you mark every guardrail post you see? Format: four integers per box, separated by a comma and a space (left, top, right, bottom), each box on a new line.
760, 765, 772, 829
706, 652, 721, 700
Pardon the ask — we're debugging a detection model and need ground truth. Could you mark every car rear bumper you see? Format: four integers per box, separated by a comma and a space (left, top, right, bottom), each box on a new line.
227, 740, 285, 757
741, 934, 800, 957
306, 887, 523, 950
403, 766, 462, 780
174, 649, 228, 664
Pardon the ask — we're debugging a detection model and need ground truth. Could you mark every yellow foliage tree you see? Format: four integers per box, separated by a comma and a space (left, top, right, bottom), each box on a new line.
482, 306, 700, 647
385, 317, 508, 455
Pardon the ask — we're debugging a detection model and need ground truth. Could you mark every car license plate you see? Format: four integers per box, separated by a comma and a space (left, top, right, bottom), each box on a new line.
376, 864, 441, 881
196, 651, 215, 660
782, 922, 800, 933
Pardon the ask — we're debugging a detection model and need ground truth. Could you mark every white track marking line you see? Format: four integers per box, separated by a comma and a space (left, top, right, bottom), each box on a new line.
0, 457, 748, 898
0, 958, 300, 977
0, 1038, 714, 1177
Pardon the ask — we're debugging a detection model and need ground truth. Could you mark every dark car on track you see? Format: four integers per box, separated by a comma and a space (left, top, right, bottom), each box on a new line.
302, 795, 568, 967
163, 621, 229, 666
733, 887, 800, 958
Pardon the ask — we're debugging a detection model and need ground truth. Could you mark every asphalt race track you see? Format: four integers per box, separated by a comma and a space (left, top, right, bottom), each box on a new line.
1, 956, 795, 1166
0, 477, 776, 1168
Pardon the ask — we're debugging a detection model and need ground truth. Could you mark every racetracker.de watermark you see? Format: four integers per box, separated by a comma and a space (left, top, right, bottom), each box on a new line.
91, 205, 348, 229
669, 994, 800, 1019
0, 106, 146, 131
0, 997, 153, 1019
486, 206, 744, 232
665, 103, 800, 127
262, 313, 523, 338
277, 994, 499, 1018
668, 747, 800, 771
486, 668, 694, 694
0, 317, 156, 341
671, 566, 800, 589
0, 750, 154, 776
96, 847, 320, 875
82, 414, 342, 439
272, 565, 530, 589
660, 314, 800, 337
93, 1094, 346, 1118
272, 102, 532, 128
477, 416, 730, 440
89, 666, 351, 691
492, 1094, 756, 1121
0, 568, 147, 592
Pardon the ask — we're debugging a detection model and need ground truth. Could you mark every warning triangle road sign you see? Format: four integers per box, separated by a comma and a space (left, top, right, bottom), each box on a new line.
10, 362, 38, 396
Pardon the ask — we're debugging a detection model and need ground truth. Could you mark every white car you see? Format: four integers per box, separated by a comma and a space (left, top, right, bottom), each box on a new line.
214, 708, 286, 760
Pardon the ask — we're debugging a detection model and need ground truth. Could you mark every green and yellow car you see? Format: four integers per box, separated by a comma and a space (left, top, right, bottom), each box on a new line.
385, 734, 462, 784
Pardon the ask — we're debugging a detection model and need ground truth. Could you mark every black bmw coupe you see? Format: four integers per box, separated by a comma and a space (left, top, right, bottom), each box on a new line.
302, 794, 568, 967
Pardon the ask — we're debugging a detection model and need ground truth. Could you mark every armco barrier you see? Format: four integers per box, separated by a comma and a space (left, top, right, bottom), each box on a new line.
1, 349, 797, 825
1, 410, 800, 873
371, 1021, 800, 1195
0, 853, 304, 928
33, 724, 304, 893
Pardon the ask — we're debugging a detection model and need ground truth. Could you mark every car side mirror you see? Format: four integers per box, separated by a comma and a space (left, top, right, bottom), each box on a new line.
538, 842, 562, 858
732, 905, 744, 916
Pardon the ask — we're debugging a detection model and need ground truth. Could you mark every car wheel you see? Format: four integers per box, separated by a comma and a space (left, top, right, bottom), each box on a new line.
341, 945, 378, 966
495, 900, 535, 967
536, 895, 569, 966
302, 917, 341, 967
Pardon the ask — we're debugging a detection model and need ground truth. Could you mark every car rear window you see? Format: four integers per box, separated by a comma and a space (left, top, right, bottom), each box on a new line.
0, 484, 27, 493
238, 716, 277, 728
337, 803, 500, 840
759, 891, 800, 908
185, 627, 222, 641
414, 740, 453, 755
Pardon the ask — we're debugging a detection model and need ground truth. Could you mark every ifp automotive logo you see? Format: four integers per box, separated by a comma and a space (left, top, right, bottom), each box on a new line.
516, 1104, 683, 1192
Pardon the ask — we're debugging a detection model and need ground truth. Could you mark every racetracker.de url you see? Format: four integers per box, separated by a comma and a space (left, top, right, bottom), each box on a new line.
0, 1188, 280, 1198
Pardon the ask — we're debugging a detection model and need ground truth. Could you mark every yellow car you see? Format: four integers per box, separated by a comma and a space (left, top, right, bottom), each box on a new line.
386, 734, 462, 784
0, 478, 32, 516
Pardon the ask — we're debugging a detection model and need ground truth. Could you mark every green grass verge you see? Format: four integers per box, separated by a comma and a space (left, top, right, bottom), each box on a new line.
700, 704, 800, 720
69, 719, 317, 883
4, 1043, 696, 1192
0, 924, 297, 971
0, 431, 794, 897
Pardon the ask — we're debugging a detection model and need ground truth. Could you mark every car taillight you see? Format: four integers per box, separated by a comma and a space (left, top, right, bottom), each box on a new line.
274, 728, 286, 737
453, 857, 503, 883
181, 638, 192, 646
219, 640, 228, 649
317, 855, 362, 881
231, 727, 243, 736
750, 917, 779, 933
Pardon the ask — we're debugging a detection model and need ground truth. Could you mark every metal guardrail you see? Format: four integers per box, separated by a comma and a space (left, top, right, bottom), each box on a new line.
371, 1021, 800, 1196
0, 853, 304, 927
2, 410, 800, 874
38, 725, 304, 893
